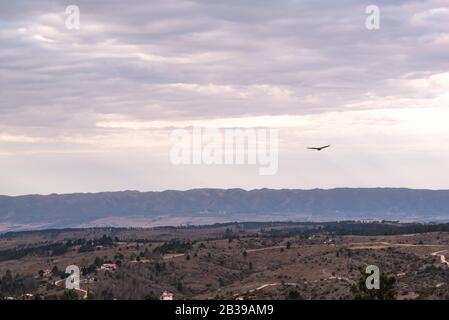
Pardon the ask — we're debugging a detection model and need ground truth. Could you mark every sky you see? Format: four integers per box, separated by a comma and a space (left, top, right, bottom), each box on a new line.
0, 0, 448, 195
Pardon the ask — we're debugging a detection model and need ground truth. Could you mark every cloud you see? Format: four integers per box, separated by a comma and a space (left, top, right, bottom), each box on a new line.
1, 0, 449, 193
0, 134, 46, 143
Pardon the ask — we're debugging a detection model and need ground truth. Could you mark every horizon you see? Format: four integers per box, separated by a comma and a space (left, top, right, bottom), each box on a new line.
3, 186, 449, 197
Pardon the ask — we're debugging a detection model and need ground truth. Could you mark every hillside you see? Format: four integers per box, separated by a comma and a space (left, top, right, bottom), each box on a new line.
2, 222, 449, 300
1, 188, 449, 231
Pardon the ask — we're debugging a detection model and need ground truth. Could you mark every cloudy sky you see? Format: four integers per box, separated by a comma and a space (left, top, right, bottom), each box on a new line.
0, 0, 448, 195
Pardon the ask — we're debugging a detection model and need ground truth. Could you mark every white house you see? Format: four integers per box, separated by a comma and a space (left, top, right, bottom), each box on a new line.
160, 291, 174, 300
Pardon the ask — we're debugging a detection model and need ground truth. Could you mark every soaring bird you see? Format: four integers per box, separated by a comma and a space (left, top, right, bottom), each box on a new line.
307, 145, 331, 151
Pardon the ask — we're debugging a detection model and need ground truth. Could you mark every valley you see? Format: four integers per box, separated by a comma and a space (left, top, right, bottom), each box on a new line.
1, 221, 449, 300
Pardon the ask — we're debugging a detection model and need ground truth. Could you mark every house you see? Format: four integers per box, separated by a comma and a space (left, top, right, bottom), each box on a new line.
100, 263, 117, 271
160, 291, 174, 300
20, 293, 34, 300
43, 269, 52, 277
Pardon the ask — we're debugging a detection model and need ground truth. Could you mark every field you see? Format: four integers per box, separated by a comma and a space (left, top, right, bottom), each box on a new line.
1, 221, 449, 300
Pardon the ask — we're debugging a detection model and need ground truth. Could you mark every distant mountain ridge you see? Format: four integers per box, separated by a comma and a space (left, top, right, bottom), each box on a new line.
1, 188, 449, 231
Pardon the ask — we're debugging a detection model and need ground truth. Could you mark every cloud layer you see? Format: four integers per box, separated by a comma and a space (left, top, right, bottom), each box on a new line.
0, 0, 448, 194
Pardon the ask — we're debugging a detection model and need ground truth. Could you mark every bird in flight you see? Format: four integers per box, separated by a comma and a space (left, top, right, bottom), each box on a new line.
307, 145, 331, 151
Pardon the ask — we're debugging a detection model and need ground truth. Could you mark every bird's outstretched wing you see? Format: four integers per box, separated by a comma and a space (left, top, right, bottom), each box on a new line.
307, 145, 331, 151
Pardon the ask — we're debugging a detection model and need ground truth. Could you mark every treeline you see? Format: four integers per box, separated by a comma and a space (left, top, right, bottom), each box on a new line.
0, 227, 127, 240
153, 240, 192, 254
0, 235, 115, 262
260, 226, 320, 238
0, 242, 69, 262
257, 221, 449, 237
322, 222, 449, 236
78, 235, 115, 252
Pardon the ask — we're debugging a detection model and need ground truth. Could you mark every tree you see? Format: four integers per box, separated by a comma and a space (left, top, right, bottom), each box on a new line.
351, 267, 397, 300
51, 266, 59, 275
62, 289, 79, 300
86, 289, 95, 300
94, 257, 103, 267
0, 270, 14, 294
144, 293, 158, 300
33, 294, 45, 300
287, 289, 303, 300
1, 270, 38, 296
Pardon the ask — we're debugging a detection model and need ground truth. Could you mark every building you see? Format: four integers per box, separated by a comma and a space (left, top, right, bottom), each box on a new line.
20, 293, 34, 300
160, 291, 174, 300
100, 263, 117, 271
43, 269, 52, 277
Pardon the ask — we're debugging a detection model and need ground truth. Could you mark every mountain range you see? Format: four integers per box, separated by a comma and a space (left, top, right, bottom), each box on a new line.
1, 188, 449, 231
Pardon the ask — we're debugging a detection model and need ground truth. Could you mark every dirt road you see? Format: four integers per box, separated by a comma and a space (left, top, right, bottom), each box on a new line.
246, 246, 286, 253
54, 279, 88, 299
431, 250, 449, 267
349, 242, 446, 250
